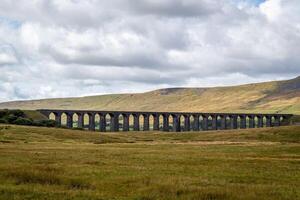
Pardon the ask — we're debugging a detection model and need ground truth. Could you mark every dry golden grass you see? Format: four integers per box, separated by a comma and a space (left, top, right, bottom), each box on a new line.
0, 124, 299, 200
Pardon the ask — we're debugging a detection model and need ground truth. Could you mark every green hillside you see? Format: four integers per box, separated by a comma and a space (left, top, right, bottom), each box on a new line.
1, 76, 300, 114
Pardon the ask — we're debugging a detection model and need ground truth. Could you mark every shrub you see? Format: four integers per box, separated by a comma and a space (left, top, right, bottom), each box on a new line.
14, 117, 34, 125
291, 115, 300, 124
8, 110, 25, 118
6, 114, 18, 123
34, 120, 57, 127
0, 110, 57, 128
0, 109, 9, 118
0, 118, 7, 123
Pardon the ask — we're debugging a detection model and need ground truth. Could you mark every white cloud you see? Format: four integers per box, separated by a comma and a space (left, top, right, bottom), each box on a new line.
0, 0, 299, 102
20, 23, 41, 51
0, 51, 18, 66
260, 0, 282, 21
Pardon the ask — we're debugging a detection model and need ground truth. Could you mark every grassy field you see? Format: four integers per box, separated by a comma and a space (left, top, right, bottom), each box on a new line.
1, 76, 300, 115
0, 125, 299, 200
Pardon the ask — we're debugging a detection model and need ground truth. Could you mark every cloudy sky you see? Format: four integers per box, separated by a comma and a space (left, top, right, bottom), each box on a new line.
0, 0, 300, 102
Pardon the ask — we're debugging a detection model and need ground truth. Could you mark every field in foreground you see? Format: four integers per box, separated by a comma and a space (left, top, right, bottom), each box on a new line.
0, 125, 299, 200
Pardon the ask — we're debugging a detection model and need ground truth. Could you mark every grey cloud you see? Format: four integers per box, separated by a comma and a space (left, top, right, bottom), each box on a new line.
37, 18, 190, 70
60, 65, 186, 85
121, 0, 223, 17
0, 0, 299, 101
44, 45, 173, 69
0, 0, 224, 30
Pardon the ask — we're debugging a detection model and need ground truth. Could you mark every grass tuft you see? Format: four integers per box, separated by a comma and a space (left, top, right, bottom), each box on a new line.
66, 178, 95, 190
6, 167, 62, 185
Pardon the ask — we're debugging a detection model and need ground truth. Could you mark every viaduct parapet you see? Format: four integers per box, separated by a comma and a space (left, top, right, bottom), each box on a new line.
38, 109, 293, 132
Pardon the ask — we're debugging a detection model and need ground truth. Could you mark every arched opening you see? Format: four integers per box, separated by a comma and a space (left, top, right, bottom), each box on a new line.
181, 115, 190, 131
105, 114, 112, 131
237, 116, 241, 129
129, 114, 134, 131
226, 116, 231, 129
159, 115, 164, 131
271, 116, 276, 127
72, 113, 79, 128
255, 116, 262, 128
94, 114, 100, 130
180, 115, 185, 131
118, 114, 123, 131
246, 116, 250, 128
169, 115, 174, 131
217, 115, 222, 130
49, 112, 56, 120
139, 114, 144, 131
263, 116, 267, 127
258, 115, 262, 128
208, 115, 213, 130
189, 115, 194, 131
149, 114, 154, 131
83, 113, 90, 130
61, 113, 67, 127
280, 116, 284, 126
199, 115, 204, 130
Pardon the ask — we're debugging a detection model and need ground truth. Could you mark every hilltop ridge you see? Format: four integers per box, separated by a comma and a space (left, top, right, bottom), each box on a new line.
1, 76, 300, 114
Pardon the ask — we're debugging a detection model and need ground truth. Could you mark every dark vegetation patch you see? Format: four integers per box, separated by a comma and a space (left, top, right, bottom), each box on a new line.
280, 76, 300, 91
0, 139, 14, 143
0, 109, 57, 128
291, 115, 300, 124
3, 166, 94, 190
158, 88, 185, 95
66, 178, 95, 190
7, 168, 62, 185
244, 76, 300, 109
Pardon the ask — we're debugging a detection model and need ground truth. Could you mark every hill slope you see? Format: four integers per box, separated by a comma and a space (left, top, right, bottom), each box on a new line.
1, 76, 300, 114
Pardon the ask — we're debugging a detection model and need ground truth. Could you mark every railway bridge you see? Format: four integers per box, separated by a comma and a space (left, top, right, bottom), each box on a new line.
38, 109, 293, 132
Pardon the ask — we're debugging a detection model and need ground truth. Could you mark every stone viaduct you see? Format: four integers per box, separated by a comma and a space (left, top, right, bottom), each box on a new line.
38, 109, 293, 132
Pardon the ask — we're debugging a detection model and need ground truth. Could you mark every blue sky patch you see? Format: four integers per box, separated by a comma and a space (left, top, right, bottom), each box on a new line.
233, 0, 266, 6
0, 16, 22, 29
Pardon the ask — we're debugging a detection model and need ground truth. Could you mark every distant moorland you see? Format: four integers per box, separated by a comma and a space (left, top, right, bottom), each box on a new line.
1, 76, 300, 114
0, 125, 299, 199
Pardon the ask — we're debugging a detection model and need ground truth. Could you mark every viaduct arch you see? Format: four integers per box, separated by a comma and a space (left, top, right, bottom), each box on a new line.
38, 109, 293, 132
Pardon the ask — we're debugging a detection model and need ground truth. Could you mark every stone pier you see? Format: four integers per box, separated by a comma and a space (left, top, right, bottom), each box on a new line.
38, 109, 293, 132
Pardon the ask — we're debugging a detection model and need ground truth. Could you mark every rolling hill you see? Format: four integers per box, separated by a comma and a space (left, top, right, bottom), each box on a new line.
1, 76, 300, 114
